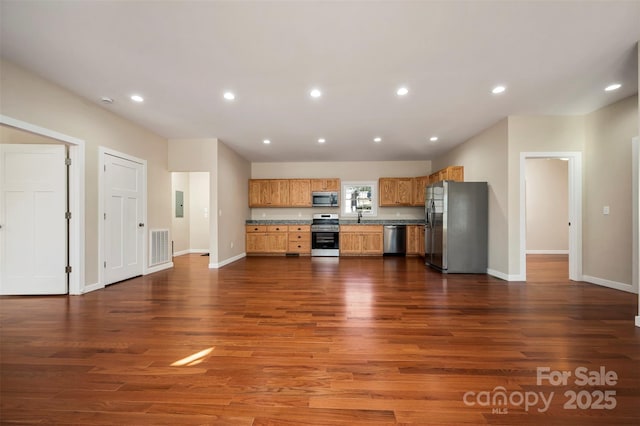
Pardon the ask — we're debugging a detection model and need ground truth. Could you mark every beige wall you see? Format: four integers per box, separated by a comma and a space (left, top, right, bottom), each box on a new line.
251, 160, 430, 220
168, 138, 217, 172
525, 159, 569, 252
171, 173, 191, 254
432, 119, 509, 276
217, 141, 251, 262
0, 59, 171, 288
583, 95, 638, 285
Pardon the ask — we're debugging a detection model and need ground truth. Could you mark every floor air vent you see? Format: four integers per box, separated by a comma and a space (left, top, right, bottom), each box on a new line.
150, 229, 170, 266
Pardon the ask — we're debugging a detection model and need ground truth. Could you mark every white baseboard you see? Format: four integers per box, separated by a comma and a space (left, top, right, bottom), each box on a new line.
582, 275, 637, 294
209, 252, 246, 269
173, 248, 209, 257
82, 282, 104, 294
526, 250, 569, 255
487, 268, 525, 282
144, 262, 174, 275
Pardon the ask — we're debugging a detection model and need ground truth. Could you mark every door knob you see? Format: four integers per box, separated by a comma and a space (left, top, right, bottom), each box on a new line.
138, 223, 145, 227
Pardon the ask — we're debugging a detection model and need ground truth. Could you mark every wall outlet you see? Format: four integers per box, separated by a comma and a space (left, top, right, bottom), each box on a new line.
603, 206, 610, 215
230, 242, 234, 248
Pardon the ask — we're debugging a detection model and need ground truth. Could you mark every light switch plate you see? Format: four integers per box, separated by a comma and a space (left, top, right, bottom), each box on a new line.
603, 206, 610, 215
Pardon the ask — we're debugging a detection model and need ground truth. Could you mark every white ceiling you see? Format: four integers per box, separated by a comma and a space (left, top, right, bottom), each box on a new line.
1, 1, 639, 162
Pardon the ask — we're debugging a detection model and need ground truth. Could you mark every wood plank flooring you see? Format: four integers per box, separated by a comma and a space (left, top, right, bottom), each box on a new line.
1, 254, 639, 425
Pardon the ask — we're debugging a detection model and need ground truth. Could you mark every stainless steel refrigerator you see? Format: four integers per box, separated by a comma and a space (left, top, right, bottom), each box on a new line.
425, 181, 488, 273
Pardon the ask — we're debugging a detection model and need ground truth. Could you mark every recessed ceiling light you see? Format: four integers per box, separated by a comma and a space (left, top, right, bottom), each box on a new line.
223, 92, 235, 100
318, 138, 326, 143
396, 87, 409, 96
130, 94, 144, 102
604, 83, 621, 92
429, 136, 438, 142
310, 88, 322, 98
263, 139, 271, 144
491, 85, 506, 94
374, 137, 382, 143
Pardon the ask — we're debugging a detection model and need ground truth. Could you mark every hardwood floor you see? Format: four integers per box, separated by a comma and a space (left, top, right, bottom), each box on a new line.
1, 254, 639, 425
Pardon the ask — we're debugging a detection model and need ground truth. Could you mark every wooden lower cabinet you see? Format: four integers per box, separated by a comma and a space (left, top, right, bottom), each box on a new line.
246, 224, 310, 255
339, 225, 383, 256
406, 225, 425, 256
287, 225, 311, 254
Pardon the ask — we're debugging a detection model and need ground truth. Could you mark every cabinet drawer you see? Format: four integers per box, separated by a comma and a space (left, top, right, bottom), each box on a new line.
287, 225, 310, 232
288, 232, 310, 242
288, 241, 311, 253
246, 225, 267, 233
267, 225, 287, 232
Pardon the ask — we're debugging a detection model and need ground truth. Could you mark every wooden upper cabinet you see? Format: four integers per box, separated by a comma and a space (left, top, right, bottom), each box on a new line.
428, 166, 464, 185
446, 166, 464, 182
379, 178, 413, 206
249, 179, 289, 207
289, 179, 311, 207
412, 176, 430, 206
250, 178, 340, 207
311, 178, 340, 192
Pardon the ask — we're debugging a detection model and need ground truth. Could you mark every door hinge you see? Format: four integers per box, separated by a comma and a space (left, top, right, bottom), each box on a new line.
65, 266, 72, 273
104, 213, 106, 220
65, 211, 72, 220
104, 165, 106, 172
104, 261, 106, 268
65, 157, 72, 166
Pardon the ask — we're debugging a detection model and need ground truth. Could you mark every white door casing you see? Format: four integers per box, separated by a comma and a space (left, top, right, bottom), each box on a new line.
103, 152, 144, 285
519, 152, 582, 282
0, 144, 67, 295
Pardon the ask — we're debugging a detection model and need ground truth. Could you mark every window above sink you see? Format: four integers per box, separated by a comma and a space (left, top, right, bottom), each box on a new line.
342, 181, 378, 217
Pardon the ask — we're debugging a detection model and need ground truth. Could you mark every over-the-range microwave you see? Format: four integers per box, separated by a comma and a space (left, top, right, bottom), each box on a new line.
312, 191, 339, 207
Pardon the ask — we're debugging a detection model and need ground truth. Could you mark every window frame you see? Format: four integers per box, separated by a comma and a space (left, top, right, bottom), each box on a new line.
341, 181, 378, 217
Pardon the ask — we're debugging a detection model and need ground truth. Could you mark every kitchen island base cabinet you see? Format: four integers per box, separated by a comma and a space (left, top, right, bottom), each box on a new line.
339, 225, 383, 256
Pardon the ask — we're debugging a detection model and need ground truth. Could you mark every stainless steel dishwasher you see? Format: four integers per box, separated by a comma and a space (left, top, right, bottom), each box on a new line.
383, 225, 406, 255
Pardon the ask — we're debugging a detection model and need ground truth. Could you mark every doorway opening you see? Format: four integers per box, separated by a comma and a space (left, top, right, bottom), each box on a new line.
171, 172, 210, 257
519, 152, 582, 282
525, 158, 569, 281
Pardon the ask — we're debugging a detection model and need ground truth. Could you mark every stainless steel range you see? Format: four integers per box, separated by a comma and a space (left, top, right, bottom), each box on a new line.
311, 213, 340, 257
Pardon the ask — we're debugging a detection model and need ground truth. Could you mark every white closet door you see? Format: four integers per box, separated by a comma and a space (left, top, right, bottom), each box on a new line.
0, 144, 67, 295
104, 153, 143, 285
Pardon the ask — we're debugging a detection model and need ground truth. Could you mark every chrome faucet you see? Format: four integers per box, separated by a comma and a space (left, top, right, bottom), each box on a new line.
357, 210, 362, 223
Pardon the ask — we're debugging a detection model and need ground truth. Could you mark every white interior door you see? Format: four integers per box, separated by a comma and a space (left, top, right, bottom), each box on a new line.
0, 144, 67, 295
104, 153, 143, 285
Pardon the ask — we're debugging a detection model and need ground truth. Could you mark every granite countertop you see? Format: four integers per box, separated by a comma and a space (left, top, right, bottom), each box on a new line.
246, 220, 313, 225
339, 219, 424, 225
246, 219, 424, 225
